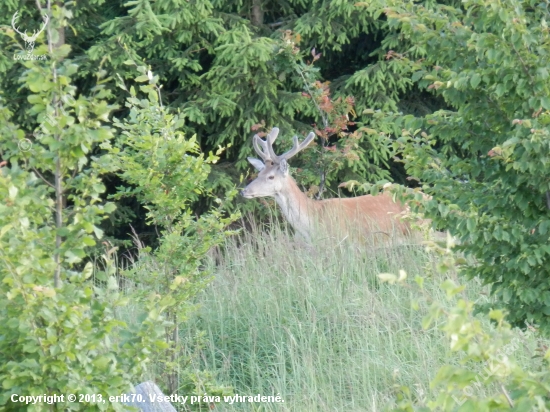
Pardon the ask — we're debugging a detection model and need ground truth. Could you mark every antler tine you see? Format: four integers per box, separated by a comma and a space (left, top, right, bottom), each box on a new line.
38, 14, 49, 34
253, 134, 270, 161
11, 11, 24, 36
28, 13, 49, 41
280, 131, 315, 160
265, 127, 280, 162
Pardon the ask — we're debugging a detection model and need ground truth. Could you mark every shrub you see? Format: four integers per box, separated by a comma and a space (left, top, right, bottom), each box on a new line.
359, 0, 550, 333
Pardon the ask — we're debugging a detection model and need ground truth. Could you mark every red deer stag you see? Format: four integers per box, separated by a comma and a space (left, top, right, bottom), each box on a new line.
240, 127, 411, 243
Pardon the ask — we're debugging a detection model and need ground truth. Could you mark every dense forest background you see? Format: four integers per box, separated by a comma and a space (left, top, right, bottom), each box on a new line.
1, 0, 550, 409
1, 0, 445, 245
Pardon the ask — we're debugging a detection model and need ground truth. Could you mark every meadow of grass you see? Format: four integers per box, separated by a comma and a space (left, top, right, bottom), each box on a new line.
177, 222, 497, 411
112, 218, 548, 411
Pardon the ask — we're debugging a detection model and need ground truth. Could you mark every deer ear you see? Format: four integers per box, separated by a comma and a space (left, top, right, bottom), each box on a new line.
247, 157, 265, 171
279, 158, 289, 176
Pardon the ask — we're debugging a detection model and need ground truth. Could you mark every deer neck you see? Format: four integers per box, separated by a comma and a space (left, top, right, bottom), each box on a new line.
274, 176, 318, 240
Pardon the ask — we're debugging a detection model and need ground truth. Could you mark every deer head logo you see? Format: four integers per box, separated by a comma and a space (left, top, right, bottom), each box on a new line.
11, 11, 49, 53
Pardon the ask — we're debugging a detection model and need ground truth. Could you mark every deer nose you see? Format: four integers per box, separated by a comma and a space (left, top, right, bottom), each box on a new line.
240, 189, 246, 197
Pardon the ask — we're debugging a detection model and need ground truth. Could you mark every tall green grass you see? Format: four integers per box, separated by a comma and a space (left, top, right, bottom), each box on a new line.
180, 223, 482, 411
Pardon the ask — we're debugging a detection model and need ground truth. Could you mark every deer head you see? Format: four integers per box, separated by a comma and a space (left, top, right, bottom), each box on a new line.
11, 11, 49, 52
240, 127, 315, 198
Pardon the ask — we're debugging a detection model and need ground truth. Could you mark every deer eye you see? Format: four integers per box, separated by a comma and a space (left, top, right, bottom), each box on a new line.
268, 176, 275, 180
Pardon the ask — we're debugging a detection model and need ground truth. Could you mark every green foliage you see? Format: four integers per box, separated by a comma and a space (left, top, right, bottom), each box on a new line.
0, 4, 238, 407
110, 68, 240, 395
0, 0, 419, 235
359, 0, 550, 332
0, 35, 161, 412
384, 242, 550, 411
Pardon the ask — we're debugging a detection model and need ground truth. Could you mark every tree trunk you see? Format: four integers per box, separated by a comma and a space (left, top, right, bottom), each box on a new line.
43, 1, 66, 288
251, 0, 264, 26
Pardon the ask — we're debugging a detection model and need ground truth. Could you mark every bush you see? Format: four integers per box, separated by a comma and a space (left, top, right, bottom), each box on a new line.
386, 240, 550, 411
110, 65, 239, 396
0, 47, 157, 410
359, 0, 550, 333
0, 27, 237, 410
